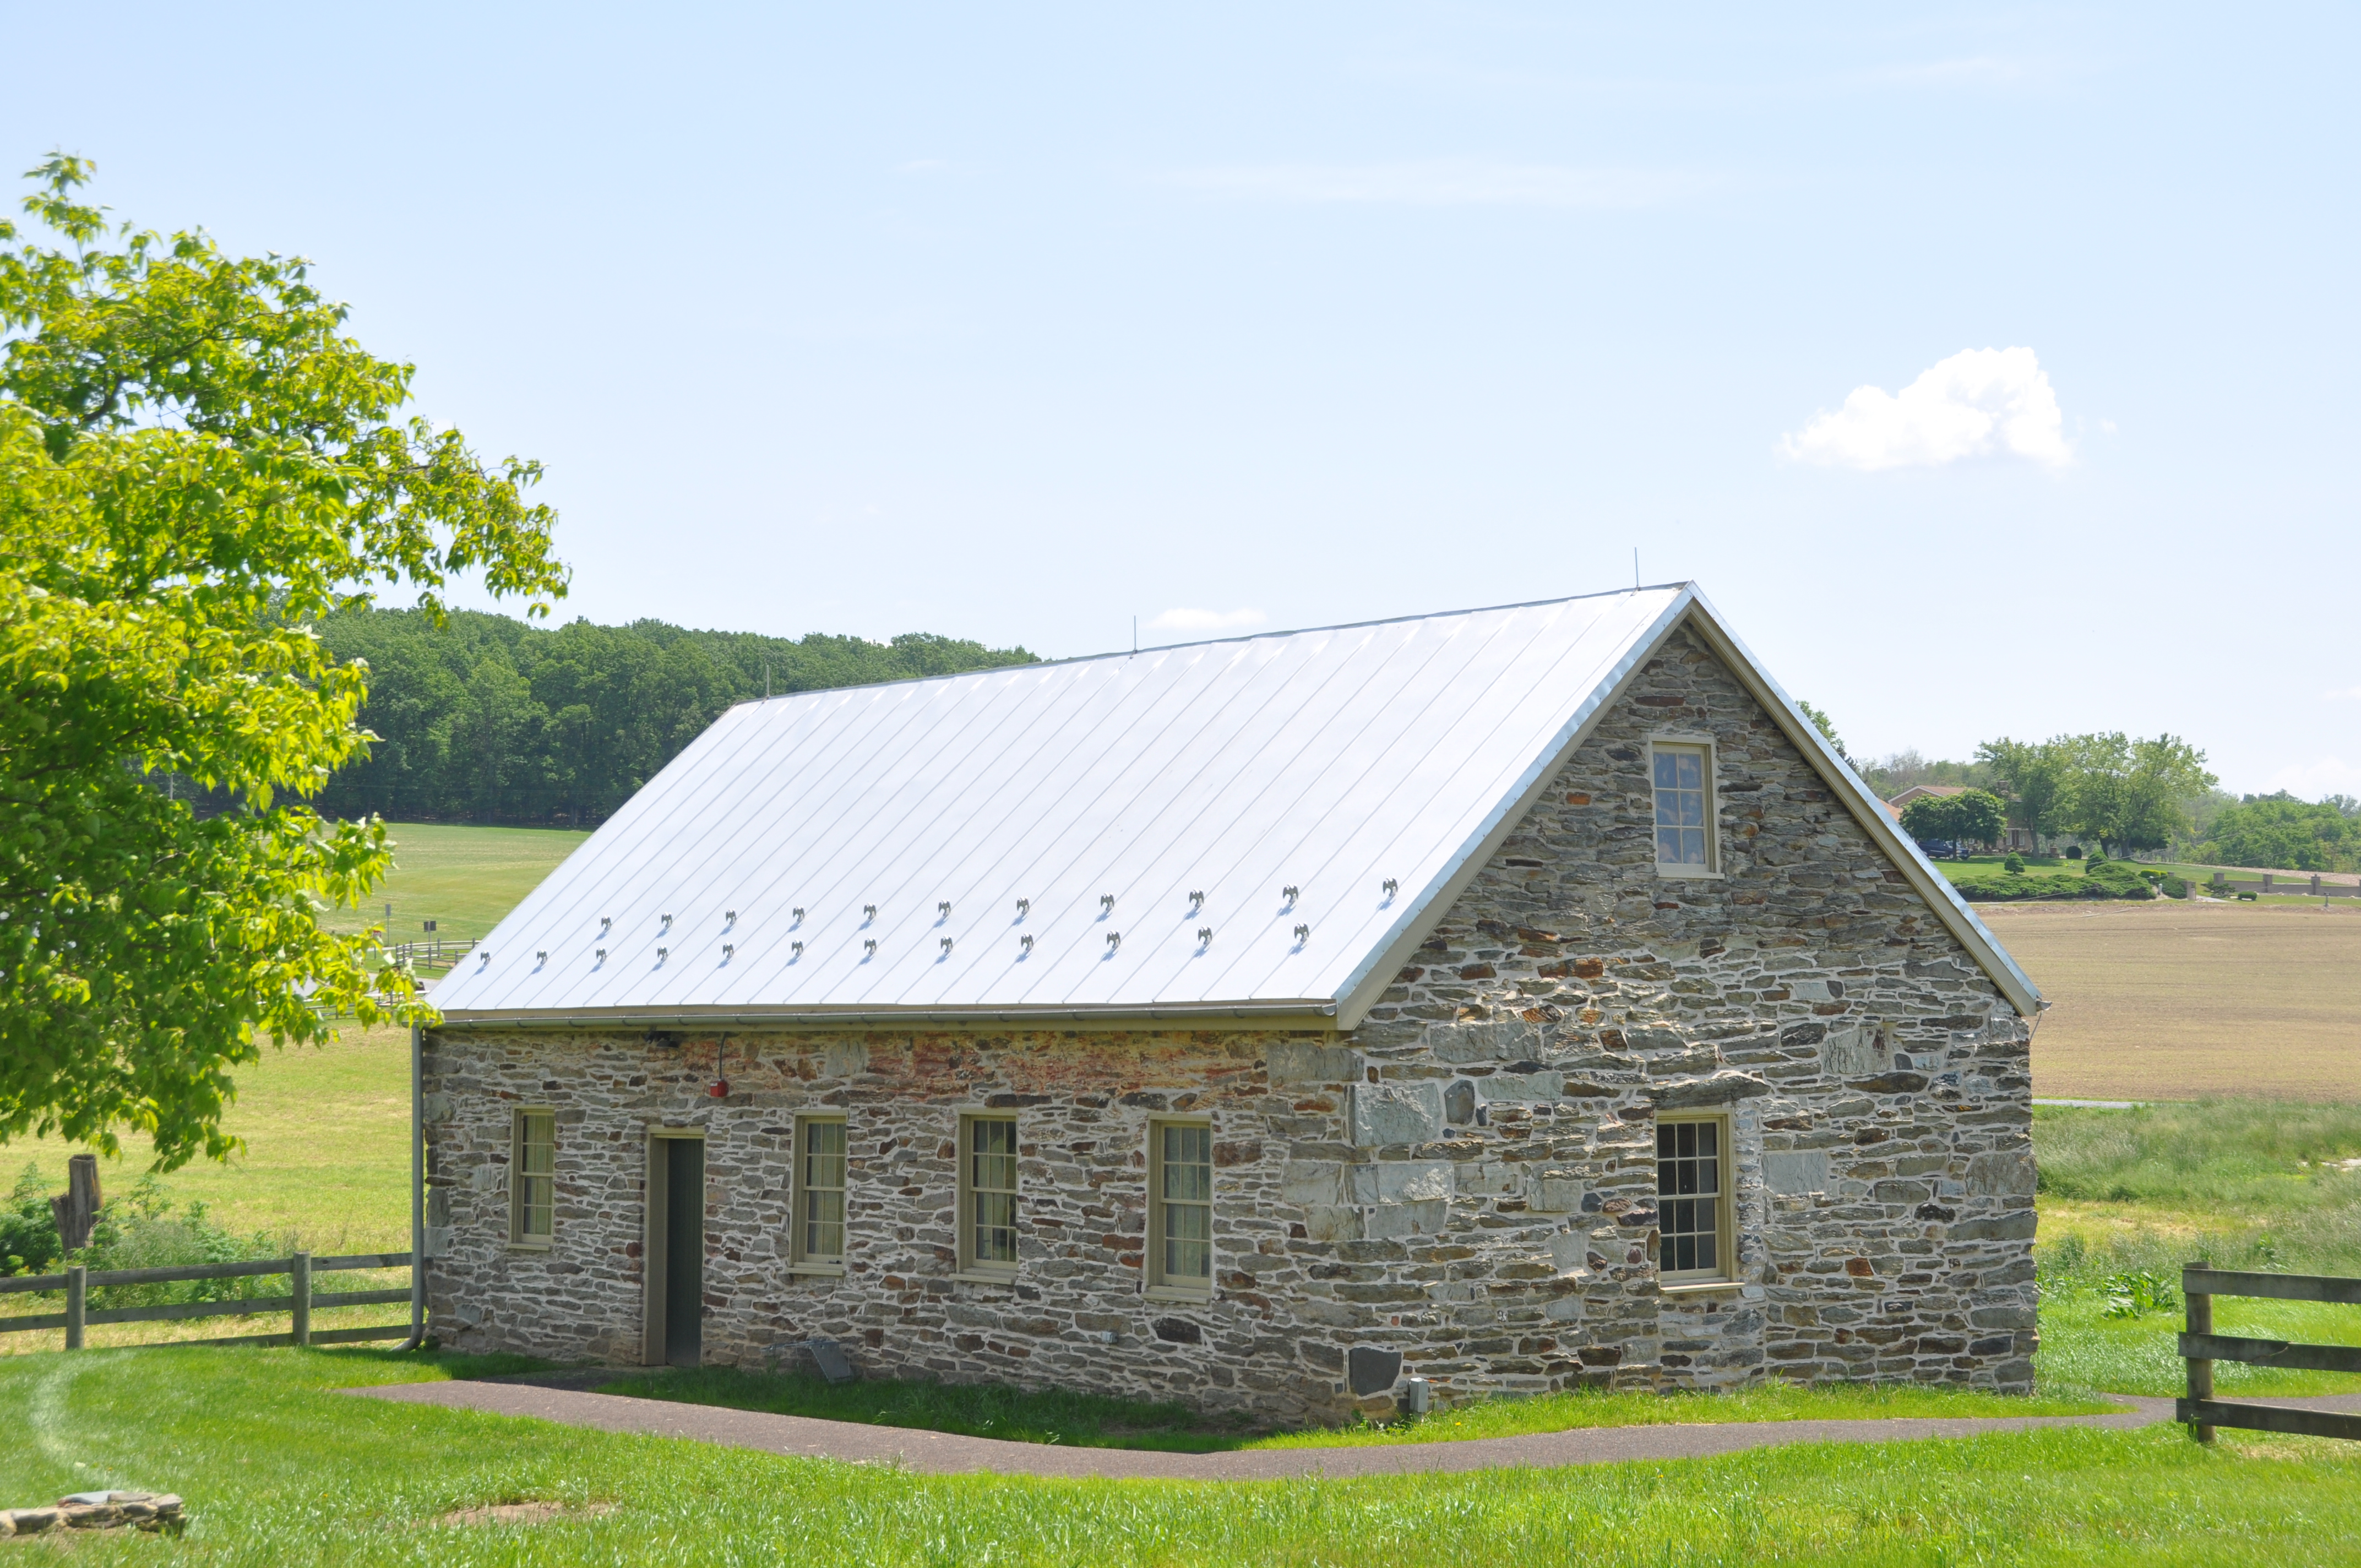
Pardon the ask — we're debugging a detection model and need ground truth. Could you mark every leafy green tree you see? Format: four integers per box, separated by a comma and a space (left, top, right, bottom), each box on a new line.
2055, 733, 2216, 857
1, 156, 566, 1169
1797, 700, 1847, 763
1975, 736, 2067, 851
1901, 789, 2007, 851
2199, 793, 2361, 872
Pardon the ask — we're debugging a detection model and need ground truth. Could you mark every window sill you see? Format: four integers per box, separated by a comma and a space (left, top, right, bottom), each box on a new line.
1653, 865, 1725, 880
508, 1238, 553, 1252
948, 1270, 1019, 1287
787, 1262, 845, 1278
1143, 1283, 1212, 1303
1660, 1278, 1743, 1296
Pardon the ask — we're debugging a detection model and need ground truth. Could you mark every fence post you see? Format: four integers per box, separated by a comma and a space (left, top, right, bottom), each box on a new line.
2186, 1257, 2214, 1444
290, 1251, 311, 1348
64, 1265, 86, 1351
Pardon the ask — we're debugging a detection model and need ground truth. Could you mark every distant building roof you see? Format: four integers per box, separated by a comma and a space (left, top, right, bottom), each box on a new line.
1889, 784, 1971, 808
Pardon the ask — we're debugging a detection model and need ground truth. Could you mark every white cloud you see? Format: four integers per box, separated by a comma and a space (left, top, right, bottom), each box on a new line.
2268, 758, 2361, 798
1779, 347, 2072, 472
1169, 161, 1706, 209
1148, 607, 1267, 634
2324, 686, 2361, 701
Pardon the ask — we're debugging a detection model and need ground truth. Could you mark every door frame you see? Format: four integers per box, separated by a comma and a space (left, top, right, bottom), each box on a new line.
642, 1126, 705, 1367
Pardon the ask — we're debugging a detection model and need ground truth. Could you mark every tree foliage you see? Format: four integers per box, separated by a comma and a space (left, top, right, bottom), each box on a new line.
0, 156, 565, 1169
1900, 788, 2008, 850
1796, 700, 1847, 763
1973, 736, 2066, 846
308, 609, 1038, 825
2198, 793, 2361, 872
2050, 733, 2216, 857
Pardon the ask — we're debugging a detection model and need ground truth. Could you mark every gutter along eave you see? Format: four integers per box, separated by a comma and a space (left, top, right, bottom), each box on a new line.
430, 998, 1345, 1033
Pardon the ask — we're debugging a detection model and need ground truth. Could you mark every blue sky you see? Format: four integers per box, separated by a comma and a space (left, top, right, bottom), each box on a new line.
8, 4, 2355, 794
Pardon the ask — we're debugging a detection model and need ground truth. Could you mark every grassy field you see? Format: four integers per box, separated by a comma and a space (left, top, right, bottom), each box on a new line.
1982, 900, 2361, 1102
3, 1347, 2359, 1566
2031, 1100, 2361, 1397
319, 820, 587, 944
595, 1365, 2115, 1453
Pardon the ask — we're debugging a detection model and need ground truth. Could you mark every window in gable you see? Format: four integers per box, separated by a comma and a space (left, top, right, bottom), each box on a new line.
1652, 741, 1716, 872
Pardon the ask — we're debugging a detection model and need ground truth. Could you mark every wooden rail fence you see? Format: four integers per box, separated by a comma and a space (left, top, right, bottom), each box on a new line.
385, 937, 476, 973
2179, 1262, 2361, 1442
0, 1252, 414, 1352
2205, 872, 2360, 900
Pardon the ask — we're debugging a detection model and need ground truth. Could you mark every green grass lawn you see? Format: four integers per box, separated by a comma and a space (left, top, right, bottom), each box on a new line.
319, 820, 587, 944
595, 1365, 2118, 1453
4, 1346, 2359, 1566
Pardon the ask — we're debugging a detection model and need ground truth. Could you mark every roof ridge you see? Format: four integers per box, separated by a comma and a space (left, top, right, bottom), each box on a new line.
729, 585, 1694, 709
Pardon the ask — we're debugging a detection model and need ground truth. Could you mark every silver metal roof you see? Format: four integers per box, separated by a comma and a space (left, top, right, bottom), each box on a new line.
430, 584, 2041, 1028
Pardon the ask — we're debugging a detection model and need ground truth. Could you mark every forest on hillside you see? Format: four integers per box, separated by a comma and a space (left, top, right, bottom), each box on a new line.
305, 609, 1037, 826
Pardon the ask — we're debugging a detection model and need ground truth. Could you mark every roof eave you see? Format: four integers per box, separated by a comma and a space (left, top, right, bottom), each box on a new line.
431, 999, 1343, 1033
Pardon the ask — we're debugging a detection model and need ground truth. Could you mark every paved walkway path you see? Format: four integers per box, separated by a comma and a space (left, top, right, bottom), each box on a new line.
343, 1381, 2361, 1480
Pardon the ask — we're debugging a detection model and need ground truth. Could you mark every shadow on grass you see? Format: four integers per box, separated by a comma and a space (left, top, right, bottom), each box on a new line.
591, 1365, 2123, 1453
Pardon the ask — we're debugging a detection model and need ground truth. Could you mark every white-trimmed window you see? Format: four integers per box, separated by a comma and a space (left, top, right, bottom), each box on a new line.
1657, 1114, 1733, 1285
793, 1116, 847, 1268
1147, 1121, 1214, 1295
960, 1115, 1020, 1277
511, 1109, 554, 1246
1650, 737, 1718, 874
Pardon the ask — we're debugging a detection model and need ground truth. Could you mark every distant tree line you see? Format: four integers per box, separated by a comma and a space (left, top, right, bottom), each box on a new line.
303, 609, 1038, 826
1816, 712, 2225, 859
2195, 793, 2361, 872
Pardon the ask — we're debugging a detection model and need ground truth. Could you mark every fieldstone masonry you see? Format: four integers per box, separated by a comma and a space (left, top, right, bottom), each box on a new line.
424, 625, 2037, 1424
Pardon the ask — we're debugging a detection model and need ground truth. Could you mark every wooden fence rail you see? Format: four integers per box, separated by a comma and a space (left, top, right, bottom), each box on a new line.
0, 1251, 415, 1353
2179, 1262, 2361, 1443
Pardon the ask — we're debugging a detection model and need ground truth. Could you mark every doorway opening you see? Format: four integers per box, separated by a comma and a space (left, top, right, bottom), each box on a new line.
643, 1131, 705, 1367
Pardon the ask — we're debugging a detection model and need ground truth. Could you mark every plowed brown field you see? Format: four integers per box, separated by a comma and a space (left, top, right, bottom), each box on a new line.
1976, 900, 2361, 1101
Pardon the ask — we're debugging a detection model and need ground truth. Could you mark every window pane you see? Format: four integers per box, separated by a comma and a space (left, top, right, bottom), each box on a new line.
1155, 1122, 1214, 1284
517, 1113, 554, 1240
1656, 1120, 1723, 1277
797, 1120, 847, 1262
969, 1119, 1019, 1267
803, 1188, 844, 1261
803, 1120, 847, 1191
1651, 747, 1711, 867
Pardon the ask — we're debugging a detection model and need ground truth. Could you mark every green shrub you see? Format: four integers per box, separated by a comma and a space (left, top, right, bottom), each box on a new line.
2161, 874, 2189, 898
1952, 857, 2158, 901
1, 1164, 61, 1276
1, 1170, 289, 1302
2003, 852, 2027, 874
2100, 1269, 2179, 1319
74, 1178, 288, 1308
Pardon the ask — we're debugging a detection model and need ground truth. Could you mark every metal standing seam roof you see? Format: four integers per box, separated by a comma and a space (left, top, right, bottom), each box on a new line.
429, 584, 2041, 1029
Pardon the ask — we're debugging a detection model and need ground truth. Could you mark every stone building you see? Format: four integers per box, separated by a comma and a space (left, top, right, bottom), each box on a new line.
421, 586, 2044, 1425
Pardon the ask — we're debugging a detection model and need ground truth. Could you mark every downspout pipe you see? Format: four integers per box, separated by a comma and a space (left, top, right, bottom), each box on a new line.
398, 1021, 426, 1352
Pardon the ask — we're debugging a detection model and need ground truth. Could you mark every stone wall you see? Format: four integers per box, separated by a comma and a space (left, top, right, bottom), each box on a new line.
422, 622, 2036, 1422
